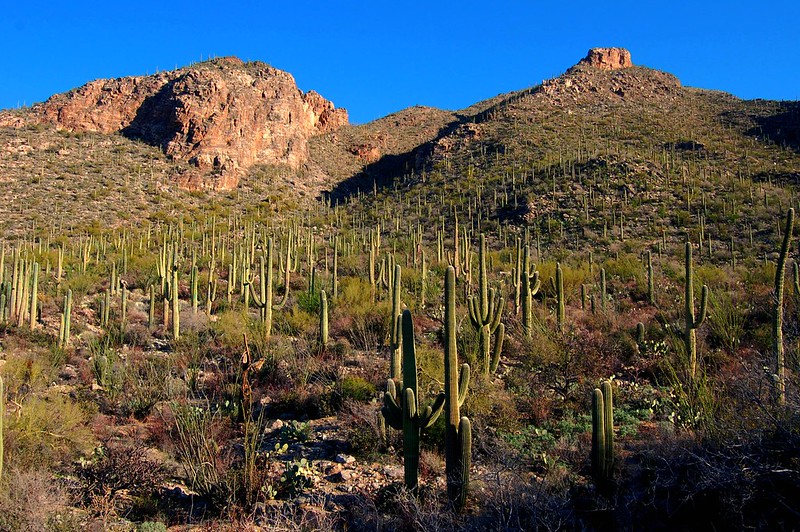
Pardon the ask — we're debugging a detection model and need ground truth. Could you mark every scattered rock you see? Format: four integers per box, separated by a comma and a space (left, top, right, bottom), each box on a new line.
334, 453, 356, 464
327, 469, 354, 483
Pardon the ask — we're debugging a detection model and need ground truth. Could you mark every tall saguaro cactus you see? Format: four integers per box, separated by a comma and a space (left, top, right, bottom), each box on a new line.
684, 241, 709, 379
319, 290, 329, 347
248, 238, 274, 337
774, 208, 794, 405
519, 246, 541, 339
389, 264, 402, 380
382, 310, 445, 491
591, 380, 614, 485
555, 262, 565, 331
58, 289, 73, 349
164, 256, 180, 340
467, 234, 505, 375
444, 266, 472, 511
646, 250, 655, 305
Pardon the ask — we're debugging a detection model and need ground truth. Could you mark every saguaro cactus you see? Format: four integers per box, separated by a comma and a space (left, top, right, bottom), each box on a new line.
467, 234, 505, 375
389, 264, 402, 380
591, 380, 614, 485
646, 250, 655, 305
164, 258, 180, 340
444, 266, 472, 511
28, 262, 39, 331
58, 289, 73, 349
519, 246, 541, 338
774, 208, 794, 405
555, 262, 565, 331
248, 238, 274, 337
684, 241, 709, 379
0, 375, 4, 479
382, 310, 445, 491
319, 290, 329, 347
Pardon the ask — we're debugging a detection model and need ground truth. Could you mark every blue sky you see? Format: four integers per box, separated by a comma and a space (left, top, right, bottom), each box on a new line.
3, 1, 798, 124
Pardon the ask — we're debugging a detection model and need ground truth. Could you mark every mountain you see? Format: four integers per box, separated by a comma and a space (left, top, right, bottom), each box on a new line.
1, 47, 798, 237
0, 56, 347, 191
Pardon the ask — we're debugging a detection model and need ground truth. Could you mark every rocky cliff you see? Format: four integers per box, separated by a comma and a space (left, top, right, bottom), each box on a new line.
0, 57, 347, 190
578, 47, 633, 71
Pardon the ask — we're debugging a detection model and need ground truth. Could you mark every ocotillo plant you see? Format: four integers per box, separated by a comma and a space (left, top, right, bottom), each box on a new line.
382, 309, 445, 491
467, 234, 505, 375
444, 265, 472, 511
591, 380, 614, 485
684, 241, 709, 379
774, 208, 794, 405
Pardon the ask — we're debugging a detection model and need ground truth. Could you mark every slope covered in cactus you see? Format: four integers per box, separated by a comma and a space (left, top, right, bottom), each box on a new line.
0, 50, 797, 530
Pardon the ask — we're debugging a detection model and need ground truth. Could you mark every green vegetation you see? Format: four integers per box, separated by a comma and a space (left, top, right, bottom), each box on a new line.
0, 60, 798, 530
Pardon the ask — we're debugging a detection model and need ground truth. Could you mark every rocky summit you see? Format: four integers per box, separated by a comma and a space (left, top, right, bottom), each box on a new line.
578, 47, 634, 70
0, 56, 347, 190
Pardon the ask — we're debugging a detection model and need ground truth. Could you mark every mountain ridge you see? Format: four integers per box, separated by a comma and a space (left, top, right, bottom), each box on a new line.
0, 56, 348, 191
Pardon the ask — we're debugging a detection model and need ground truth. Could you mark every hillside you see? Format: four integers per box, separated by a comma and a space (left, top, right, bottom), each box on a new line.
0, 57, 347, 191
0, 48, 798, 530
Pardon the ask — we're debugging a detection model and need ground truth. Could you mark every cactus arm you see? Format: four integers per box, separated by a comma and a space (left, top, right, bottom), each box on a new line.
421, 393, 445, 429
458, 363, 470, 407
402, 387, 420, 490
490, 323, 505, 374
696, 284, 709, 327
530, 272, 541, 295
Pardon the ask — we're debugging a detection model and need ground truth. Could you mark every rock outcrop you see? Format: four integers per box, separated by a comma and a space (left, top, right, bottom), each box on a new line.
0, 57, 347, 190
578, 47, 633, 71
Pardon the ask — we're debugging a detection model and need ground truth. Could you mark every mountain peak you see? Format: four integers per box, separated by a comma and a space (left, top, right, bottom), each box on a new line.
578, 47, 633, 71
0, 58, 348, 191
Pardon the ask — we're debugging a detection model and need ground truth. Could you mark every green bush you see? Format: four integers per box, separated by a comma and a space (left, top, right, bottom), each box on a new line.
339, 375, 377, 402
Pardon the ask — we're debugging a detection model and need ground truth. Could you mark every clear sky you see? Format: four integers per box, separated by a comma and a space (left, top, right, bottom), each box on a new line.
2, 1, 798, 124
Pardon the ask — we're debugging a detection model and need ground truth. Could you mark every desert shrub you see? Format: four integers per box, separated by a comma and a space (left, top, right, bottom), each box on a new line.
169, 401, 233, 510
88, 336, 126, 398
275, 306, 316, 338
0, 468, 78, 532
122, 356, 183, 419
296, 289, 321, 315
339, 400, 389, 457
211, 309, 249, 349
5, 390, 94, 470
604, 253, 645, 286
338, 375, 377, 403
707, 290, 747, 356
0, 348, 56, 393
79, 444, 166, 509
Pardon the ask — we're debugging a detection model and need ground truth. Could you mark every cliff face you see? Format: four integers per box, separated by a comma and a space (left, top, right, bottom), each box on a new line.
578, 47, 634, 71
0, 57, 347, 190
